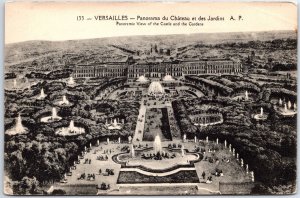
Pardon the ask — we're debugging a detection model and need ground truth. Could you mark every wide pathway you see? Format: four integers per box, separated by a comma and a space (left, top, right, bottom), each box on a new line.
62, 143, 124, 190
133, 102, 146, 142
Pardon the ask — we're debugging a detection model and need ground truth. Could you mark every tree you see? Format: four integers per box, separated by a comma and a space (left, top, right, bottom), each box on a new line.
17, 176, 39, 195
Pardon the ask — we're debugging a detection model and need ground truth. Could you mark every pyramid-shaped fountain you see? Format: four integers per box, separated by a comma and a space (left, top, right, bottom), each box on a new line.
6, 114, 28, 135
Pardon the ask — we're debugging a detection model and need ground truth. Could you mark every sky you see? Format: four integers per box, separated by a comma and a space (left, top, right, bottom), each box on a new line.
5, 2, 297, 44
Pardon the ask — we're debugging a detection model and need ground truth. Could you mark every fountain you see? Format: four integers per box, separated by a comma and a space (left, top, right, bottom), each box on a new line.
183, 134, 186, 142
251, 171, 255, 182
118, 137, 121, 144
232, 148, 235, 156
206, 136, 208, 143
288, 101, 292, 109
181, 145, 185, 156
216, 138, 219, 145
128, 136, 132, 143
37, 88, 46, 99
90, 142, 92, 148
154, 135, 162, 155
229, 144, 232, 152
245, 91, 249, 101
131, 144, 135, 158
163, 75, 175, 82
40, 107, 62, 123
284, 103, 288, 112
69, 120, 74, 130
106, 118, 122, 130
194, 136, 197, 143
16, 114, 25, 132
276, 102, 297, 117
6, 114, 28, 135
254, 107, 267, 121
57, 95, 70, 106
68, 76, 75, 86
279, 98, 283, 106
55, 120, 85, 136
114, 139, 199, 170
148, 81, 164, 96
241, 158, 244, 167
194, 112, 223, 127
236, 153, 239, 160
97, 140, 100, 146
113, 119, 118, 127
107, 138, 110, 144
13, 79, 17, 88
136, 75, 148, 83
246, 164, 249, 174
52, 108, 58, 118
224, 140, 227, 148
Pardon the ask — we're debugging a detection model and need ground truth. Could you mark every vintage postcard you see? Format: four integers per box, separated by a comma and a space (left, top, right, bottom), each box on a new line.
4, 1, 297, 195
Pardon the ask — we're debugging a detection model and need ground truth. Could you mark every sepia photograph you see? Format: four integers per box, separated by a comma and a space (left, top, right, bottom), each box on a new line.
3, 1, 297, 195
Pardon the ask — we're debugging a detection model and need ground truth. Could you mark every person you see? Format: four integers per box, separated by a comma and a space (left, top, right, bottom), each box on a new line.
99, 169, 102, 174
202, 171, 206, 179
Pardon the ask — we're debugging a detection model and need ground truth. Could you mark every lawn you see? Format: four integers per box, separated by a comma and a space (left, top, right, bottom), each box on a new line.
143, 108, 172, 141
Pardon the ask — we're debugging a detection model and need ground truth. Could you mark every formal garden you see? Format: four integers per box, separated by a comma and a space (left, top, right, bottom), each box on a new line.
4, 69, 297, 195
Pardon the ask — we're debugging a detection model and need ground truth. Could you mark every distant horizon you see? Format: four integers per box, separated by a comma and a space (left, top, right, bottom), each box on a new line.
5, 29, 297, 45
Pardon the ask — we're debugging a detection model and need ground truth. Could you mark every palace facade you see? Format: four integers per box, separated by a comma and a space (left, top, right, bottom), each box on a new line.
72, 58, 243, 79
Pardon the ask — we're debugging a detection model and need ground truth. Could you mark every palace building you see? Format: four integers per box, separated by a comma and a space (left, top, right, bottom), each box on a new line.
72, 58, 242, 79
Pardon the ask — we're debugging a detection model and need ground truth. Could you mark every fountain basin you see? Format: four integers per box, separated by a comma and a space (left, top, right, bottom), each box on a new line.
40, 107, 62, 123
105, 118, 123, 130
253, 114, 268, 120
194, 119, 223, 127
55, 120, 85, 136
5, 125, 28, 135
274, 106, 297, 117
37, 96, 47, 100
192, 114, 223, 127
232, 95, 253, 102
114, 148, 200, 171
55, 126, 85, 136
54, 98, 73, 107
107, 125, 122, 130
254, 107, 268, 121
40, 116, 62, 123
